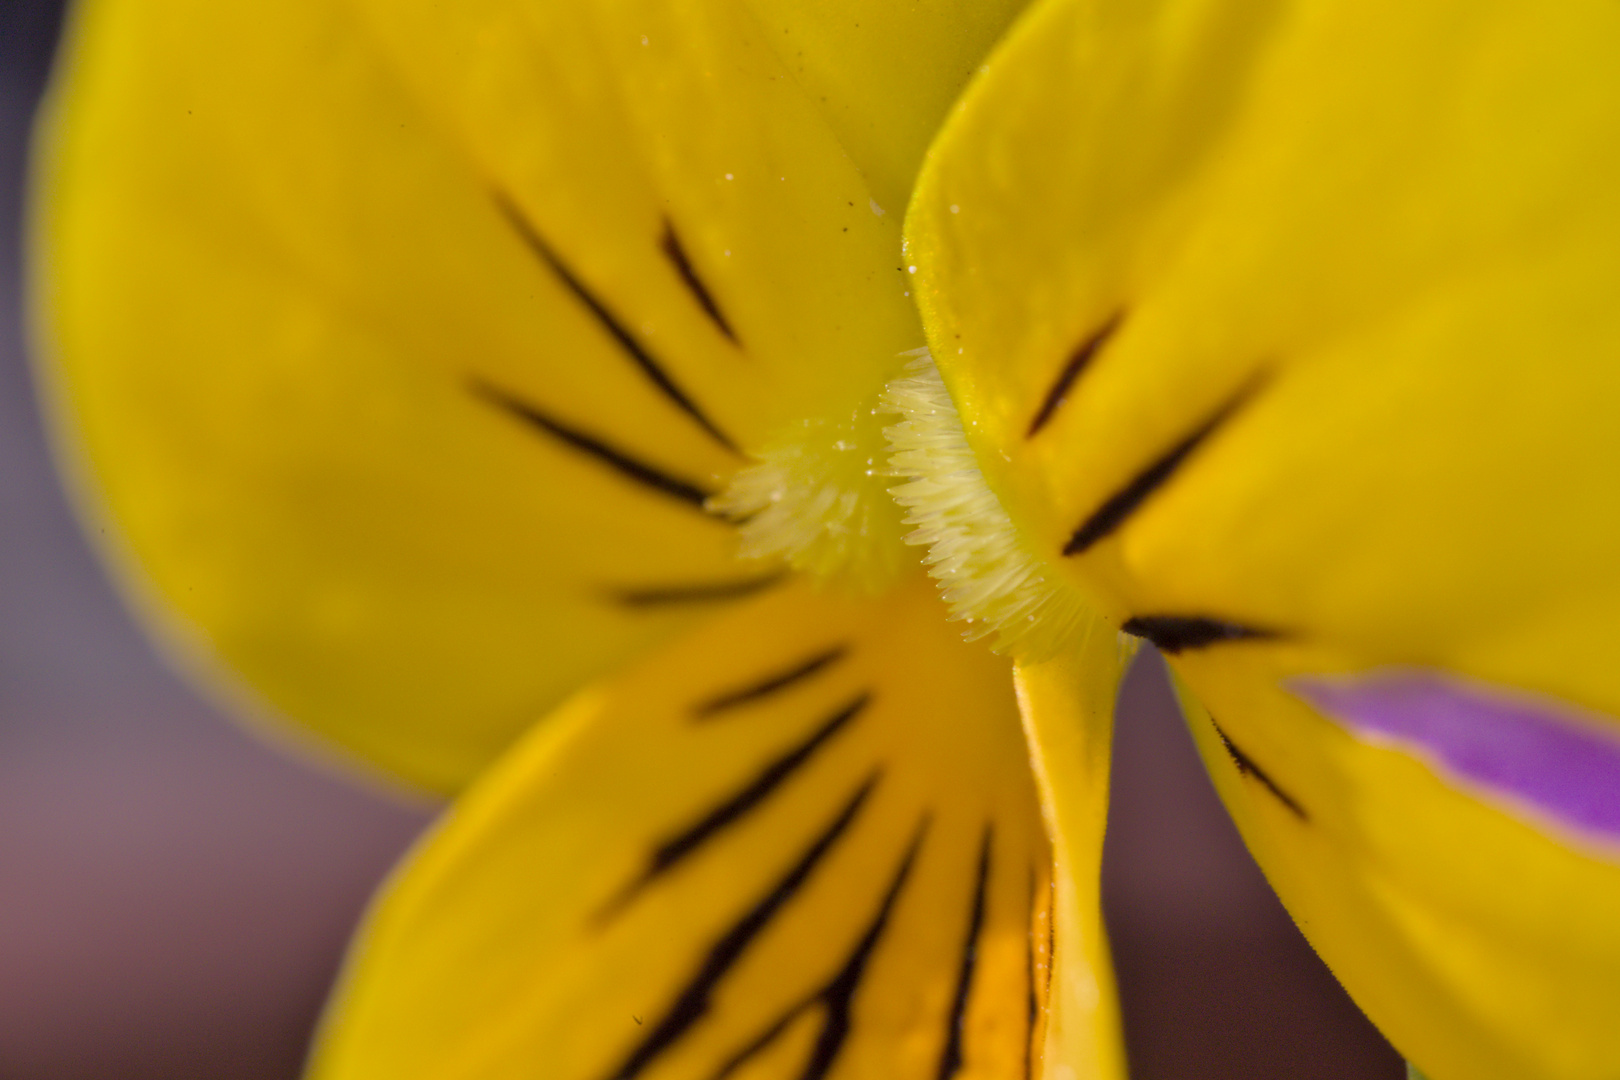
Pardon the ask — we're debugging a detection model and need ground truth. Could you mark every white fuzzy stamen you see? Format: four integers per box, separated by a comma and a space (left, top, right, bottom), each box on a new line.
708, 401, 907, 592
882, 355, 1096, 659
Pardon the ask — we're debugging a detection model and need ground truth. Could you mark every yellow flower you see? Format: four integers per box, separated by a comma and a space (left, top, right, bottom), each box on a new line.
27, 1, 1620, 1080
32, 0, 1122, 1077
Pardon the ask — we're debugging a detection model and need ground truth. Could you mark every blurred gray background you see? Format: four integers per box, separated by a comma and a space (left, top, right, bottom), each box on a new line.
0, 3, 1400, 1077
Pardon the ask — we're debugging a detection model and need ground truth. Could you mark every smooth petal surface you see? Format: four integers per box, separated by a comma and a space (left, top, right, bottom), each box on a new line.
309, 574, 1056, 1080
907, 1, 1620, 1077
31, 0, 1022, 791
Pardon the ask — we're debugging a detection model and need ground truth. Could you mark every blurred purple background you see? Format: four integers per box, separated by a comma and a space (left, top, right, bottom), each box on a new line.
0, 4, 1400, 1077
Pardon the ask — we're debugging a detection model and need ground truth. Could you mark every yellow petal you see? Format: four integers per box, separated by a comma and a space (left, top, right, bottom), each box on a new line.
310, 573, 1058, 1079
1013, 624, 1132, 1080
910, 0, 1620, 678
907, 1, 1620, 1076
31, 0, 1022, 790
1170, 667, 1620, 1080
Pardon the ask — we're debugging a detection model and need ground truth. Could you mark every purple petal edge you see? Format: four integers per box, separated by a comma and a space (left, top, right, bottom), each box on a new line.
1290, 671, 1620, 843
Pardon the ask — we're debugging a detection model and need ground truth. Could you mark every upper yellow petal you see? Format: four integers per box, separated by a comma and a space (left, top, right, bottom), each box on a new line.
30, 0, 1026, 791
909, 0, 1620, 686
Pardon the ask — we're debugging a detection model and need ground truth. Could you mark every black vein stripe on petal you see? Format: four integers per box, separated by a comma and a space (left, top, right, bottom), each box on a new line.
1026, 310, 1124, 438
1043, 874, 1055, 1005
1120, 615, 1278, 654
469, 377, 713, 509
710, 818, 930, 1080
662, 221, 738, 343
693, 645, 851, 719
493, 190, 738, 453
608, 573, 787, 608
598, 693, 871, 921
938, 825, 993, 1080
1063, 375, 1267, 556
604, 774, 881, 1080
1211, 719, 1308, 821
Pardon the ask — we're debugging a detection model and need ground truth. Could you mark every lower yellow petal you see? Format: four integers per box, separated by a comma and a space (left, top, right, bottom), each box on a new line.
310, 573, 1058, 1080
1168, 660, 1620, 1080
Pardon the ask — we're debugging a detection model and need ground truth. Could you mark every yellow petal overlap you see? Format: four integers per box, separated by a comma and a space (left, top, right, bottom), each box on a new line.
309, 573, 1077, 1080
31, 0, 1025, 791
907, 1, 1620, 1076
733, 0, 1030, 215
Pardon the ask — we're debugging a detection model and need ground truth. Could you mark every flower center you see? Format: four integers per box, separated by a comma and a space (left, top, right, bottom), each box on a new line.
711, 353, 1096, 660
